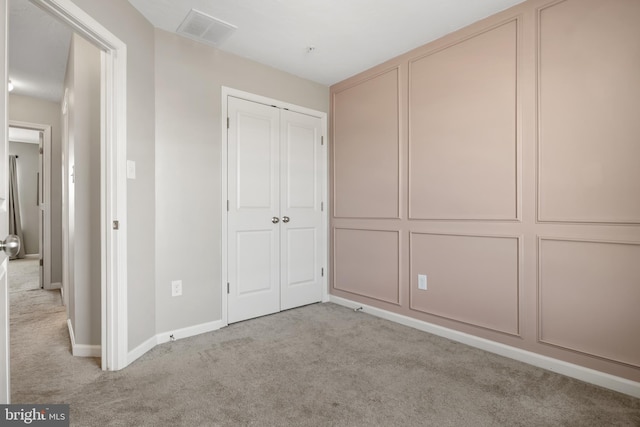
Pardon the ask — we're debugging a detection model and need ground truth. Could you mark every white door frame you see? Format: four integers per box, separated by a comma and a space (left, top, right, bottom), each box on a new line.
16, 0, 128, 371
221, 87, 329, 326
8, 120, 52, 289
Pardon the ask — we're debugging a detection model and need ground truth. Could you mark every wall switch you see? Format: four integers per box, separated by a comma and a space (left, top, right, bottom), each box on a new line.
418, 274, 428, 291
171, 280, 182, 297
127, 160, 136, 179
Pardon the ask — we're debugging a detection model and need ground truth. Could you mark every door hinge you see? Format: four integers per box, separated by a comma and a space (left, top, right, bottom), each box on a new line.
227, 282, 230, 294
113, 220, 119, 230
227, 117, 230, 129
321, 202, 324, 212
40, 259, 44, 267
321, 268, 324, 277
227, 200, 230, 211
39, 147, 44, 154
321, 136, 324, 146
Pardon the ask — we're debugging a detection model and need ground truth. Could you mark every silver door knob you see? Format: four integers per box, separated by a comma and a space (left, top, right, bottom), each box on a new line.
272, 217, 280, 224
282, 216, 290, 223
0, 235, 20, 257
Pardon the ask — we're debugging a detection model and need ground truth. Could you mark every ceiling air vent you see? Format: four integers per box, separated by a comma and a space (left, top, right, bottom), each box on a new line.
177, 9, 237, 46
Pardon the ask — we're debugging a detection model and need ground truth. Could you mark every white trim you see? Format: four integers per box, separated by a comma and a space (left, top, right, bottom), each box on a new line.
156, 320, 225, 345
127, 320, 226, 366
221, 86, 329, 325
329, 295, 640, 399
31, 0, 128, 371
67, 319, 101, 358
127, 335, 157, 365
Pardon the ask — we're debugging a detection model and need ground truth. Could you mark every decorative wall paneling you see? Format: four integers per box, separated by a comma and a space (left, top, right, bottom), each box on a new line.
330, 0, 640, 383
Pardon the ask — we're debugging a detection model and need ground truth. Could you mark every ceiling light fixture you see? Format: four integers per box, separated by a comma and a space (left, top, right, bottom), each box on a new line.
8, 80, 14, 92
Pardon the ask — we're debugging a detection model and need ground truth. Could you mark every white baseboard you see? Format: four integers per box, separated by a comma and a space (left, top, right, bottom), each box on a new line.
329, 295, 640, 399
127, 335, 158, 365
67, 319, 101, 358
127, 319, 226, 366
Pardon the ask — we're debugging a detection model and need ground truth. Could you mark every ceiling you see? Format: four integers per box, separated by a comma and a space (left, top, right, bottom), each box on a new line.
8, 0, 72, 102
128, 0, 526, 86
7, 0, 526, 102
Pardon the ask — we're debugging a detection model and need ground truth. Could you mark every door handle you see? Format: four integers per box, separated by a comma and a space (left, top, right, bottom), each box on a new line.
0, 235, 20, 257
272, 217, 280, 224
282, 216, 290, 223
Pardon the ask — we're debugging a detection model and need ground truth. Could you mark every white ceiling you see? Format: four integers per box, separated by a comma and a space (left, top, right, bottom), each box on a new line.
128, 0, 526, 85
9, 0, 72, 102
7, 0, 527, 102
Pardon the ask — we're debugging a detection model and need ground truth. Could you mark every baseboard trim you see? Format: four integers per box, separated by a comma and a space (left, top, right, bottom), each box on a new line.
50, 282, 62, 289
127, 320, 226, 366
67, 319, 101, 358
127, 335, 158, 366
329, 295, 640, 399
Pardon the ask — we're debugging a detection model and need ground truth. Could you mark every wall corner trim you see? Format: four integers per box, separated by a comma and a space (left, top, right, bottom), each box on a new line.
127, 320, 226, 367
67, 319, 101, 358
328, 296, 640, 399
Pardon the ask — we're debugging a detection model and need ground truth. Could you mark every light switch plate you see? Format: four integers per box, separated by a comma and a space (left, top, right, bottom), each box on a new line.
127, 160, 136, 179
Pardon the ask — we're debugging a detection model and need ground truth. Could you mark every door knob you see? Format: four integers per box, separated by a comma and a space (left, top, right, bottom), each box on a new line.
282, 216, 290, 223
0, 235, 20, 257
272, 217, 280, 224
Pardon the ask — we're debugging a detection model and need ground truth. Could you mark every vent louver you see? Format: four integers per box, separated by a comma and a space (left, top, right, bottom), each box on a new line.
177, 9, 237, 46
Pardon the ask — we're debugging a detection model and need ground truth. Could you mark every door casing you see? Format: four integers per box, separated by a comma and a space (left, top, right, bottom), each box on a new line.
221, 87, 329, 326
8, 121, 52, 289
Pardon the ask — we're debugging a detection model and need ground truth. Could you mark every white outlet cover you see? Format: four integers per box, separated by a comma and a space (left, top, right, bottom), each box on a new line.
418, 274, 427, 290
171, 280, 182, 297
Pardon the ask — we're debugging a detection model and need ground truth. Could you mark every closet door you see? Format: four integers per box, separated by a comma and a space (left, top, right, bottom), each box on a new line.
280, 110, 323, 310
227, 97, 281, 323
227, 96, 324, 323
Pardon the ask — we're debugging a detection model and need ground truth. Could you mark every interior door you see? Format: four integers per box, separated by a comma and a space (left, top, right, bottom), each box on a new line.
227, 96, 281, 323
280, 110, 323, 310
227, 96, 324, 324
1, 0, 11, 403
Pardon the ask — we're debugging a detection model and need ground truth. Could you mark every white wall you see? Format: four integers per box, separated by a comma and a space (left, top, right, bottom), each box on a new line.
8, 142, 39, 255
154, 29, 329, 334
70, 0, 156, 350
9, 94, 62, 281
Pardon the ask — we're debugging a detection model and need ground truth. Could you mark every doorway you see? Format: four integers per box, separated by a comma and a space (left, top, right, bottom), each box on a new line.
1, 0, 129, 404
223, 89, 328, 324
8, 122, 53, 290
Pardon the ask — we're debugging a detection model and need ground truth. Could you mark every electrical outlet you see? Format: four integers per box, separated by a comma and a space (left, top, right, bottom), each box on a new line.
171, 280, 182, 297
418, 274, 427, 291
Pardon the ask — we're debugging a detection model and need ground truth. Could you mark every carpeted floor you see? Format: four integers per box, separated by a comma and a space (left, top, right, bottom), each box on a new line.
9, 259, 640, 426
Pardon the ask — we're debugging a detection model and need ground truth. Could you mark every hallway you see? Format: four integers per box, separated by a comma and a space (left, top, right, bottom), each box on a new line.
8, 258, 100, 403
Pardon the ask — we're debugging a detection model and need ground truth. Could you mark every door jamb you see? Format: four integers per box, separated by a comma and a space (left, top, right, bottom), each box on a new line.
8, 120, 52, 289
220, 86, 329, 327
28, 0, 128, 371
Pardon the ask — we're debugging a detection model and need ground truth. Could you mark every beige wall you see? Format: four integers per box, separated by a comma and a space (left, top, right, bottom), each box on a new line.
70, 0, 156, 350
9, 94, 62, 281
154, 29, 329, 334
330, 0, 640, 382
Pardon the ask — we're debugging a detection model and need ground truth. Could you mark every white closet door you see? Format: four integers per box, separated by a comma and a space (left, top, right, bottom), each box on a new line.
280, 110, 323, 310
227, 97, 281, 323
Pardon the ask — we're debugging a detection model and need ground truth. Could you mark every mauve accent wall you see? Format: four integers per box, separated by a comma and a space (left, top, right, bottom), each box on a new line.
330, 0, 640, 382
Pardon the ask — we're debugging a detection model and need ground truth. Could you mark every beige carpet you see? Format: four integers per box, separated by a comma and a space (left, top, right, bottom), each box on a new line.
9, 260, 640, 426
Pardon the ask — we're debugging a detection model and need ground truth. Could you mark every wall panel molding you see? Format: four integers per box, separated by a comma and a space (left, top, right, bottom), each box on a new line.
408, 19, 520, 221
332, 67, 401, 220
538, 237, 640, 368
409, 232, 521, 335
333, 228, 401, 305
536, 0, 640, 224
